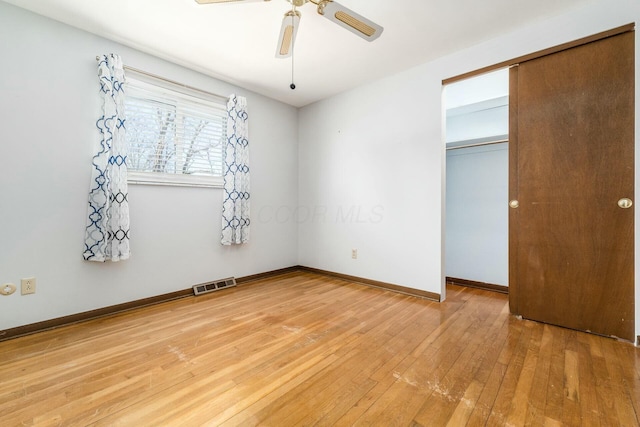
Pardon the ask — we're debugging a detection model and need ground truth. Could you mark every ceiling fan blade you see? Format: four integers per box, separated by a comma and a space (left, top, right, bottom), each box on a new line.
276, 10, 301, 59
316, 0, 383, 41
195, 0, 270, 4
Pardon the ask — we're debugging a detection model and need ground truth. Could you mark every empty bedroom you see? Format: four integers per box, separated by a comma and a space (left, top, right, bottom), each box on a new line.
1, 0, 639, 425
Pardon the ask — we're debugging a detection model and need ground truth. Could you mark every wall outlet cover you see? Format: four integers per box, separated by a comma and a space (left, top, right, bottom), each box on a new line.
21, 277, 36, 295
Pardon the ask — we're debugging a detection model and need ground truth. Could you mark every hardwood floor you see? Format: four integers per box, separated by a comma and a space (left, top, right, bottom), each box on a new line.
1, 271, 639, 426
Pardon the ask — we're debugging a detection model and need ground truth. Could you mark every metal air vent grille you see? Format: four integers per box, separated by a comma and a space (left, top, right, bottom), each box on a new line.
193, 277, 237, 296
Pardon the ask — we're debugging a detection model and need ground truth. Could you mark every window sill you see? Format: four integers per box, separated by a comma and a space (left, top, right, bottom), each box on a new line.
127, 171, 223, 188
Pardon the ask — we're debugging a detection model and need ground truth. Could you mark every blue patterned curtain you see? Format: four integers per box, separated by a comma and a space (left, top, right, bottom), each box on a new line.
221, 95, 250, 245
83, 54, 130, 262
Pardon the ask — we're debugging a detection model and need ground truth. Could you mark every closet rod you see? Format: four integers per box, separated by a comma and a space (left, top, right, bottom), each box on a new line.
446, 138, 508, 151
95, 56, 228, 104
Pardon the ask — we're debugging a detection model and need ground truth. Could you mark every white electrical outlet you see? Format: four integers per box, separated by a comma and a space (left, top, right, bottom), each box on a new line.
21, 277, 36, 295
352, 249, 358, 259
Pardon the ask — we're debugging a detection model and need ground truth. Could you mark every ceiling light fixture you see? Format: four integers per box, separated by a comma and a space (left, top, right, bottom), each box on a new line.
195, 0, 384, 89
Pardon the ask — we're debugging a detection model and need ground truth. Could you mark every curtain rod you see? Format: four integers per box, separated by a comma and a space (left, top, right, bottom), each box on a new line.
95, 56, 228, 104
446, 138, 508, 151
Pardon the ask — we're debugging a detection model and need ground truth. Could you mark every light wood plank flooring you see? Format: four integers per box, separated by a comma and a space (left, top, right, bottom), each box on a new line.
1, 271, 639, 426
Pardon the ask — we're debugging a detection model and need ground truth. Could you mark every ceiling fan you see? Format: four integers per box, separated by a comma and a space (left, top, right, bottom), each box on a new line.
194, 0, 384, 60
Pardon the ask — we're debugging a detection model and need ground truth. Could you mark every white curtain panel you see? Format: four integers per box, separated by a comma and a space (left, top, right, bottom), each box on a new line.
221, 95, 251, 245
83, 54, 131, 262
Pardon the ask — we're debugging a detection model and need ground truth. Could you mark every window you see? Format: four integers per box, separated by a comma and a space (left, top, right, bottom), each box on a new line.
124, 69, 227, 187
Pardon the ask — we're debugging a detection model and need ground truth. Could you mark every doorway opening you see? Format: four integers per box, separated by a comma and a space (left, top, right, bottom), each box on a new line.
444, 68, 509, 294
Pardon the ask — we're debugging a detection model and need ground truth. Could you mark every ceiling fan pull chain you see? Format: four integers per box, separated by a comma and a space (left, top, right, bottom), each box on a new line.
290, 9, 296, 90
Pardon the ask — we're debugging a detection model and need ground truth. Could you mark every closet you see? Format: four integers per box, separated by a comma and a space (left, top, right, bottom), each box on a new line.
445, 69, 509, 290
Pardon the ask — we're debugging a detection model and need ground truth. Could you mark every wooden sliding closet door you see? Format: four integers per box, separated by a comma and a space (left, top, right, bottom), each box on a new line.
509, 31, 635, 341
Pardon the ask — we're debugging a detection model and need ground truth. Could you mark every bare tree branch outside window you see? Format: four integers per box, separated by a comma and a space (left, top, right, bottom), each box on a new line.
124, 89, 225, 181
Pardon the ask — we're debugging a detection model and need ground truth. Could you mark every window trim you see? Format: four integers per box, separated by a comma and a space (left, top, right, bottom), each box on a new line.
124, 68, 228, 188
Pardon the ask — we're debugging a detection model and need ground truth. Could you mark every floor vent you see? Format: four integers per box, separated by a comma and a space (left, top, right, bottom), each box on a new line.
193, 277, 237, 296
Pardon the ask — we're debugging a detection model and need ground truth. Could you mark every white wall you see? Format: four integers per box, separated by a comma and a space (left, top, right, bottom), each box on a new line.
445, 103, 508, 144
445, 68, 509, 144
0, 2, 299, 330
445, 144, 508, 285
298, 0, 640, 342
298, 68, 442, 291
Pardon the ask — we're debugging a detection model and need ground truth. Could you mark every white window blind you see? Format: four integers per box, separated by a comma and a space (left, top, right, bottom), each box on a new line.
124, 70, 227, 187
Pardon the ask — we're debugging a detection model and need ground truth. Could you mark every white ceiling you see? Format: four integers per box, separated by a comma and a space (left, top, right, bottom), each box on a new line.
4, 0, 595, 107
